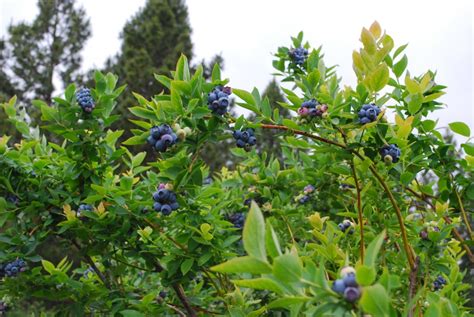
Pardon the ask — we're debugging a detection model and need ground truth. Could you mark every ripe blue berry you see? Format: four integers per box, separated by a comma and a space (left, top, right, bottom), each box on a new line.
343, 273, 357, 287
152, 185, 179, 216
332, 279, 345, 294
358, 103, 381, 124
208, 86, 231, 116
233, 128, 256, 152
343, 287, 361, 302
228, 213, 246, 229
380, 144, 401, 163
298, 99, 328, 119
289, 47, 309, 65
76, 88, 95, 113
299, 195, 310, 204
3, 258, 27, 277
148, 124, 178, 152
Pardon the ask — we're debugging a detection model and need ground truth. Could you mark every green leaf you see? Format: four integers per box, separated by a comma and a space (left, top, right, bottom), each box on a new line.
120, 310, 145, 317
211, 256, 272, 274
131, 152, 146, 167
462, 143, 474, 156
123, 134, 147, 146
41, 260, 55, 274
393, 55, 408, 78
282, 119, 300, 130
364, 230, 385, 268
267, 297, 308, 309
273, 254, 302, 283
405, 75, 421, 94
407, 93, 423, 114
129, 107, 157, 121
65, 84, 76, 102
370, 63, 389, 92
361, 28, 377, 54
356, 265, 376, 286
393, 43, 408, 59
265, 222, 282, 258
233, 278, 285, 294
449, 122, 471, 137
211, 63, 221, 82
233, 88, 256, 107
360, 284, 390, 317
243, 202, 267, 261
181, 258, 194, 275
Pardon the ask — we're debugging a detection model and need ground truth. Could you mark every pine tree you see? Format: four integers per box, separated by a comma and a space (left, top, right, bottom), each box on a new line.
252, 78, 288, 163
3, 0, 91, 105
110, 0, 193, 117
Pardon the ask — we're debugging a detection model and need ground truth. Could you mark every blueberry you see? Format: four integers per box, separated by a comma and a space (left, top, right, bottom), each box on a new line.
343, 273, 357, 287
247, 136, 257, 146
156, 189, 170, 202
155, 140, 166, 152
233, 131, 242, 139
359, 117, 371, 124
344, 287, 361, 302
161, 204, 172, 215
170, 202, 179, 210
153, 202, 162, 211
150, 126, 161, 138
241, 131, 250, 141
159, 291, 167, 298
338, 223, 346, 231
332, 279, 345, 294
236, 139, 246, 148
161, 134, 174, 145
208, 93, 217, 103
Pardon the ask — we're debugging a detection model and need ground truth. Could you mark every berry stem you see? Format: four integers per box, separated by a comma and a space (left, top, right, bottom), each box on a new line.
172, 283, 197, 317
350, 161, 364, 262
454, 185, 474, 240
260, 123, 416, 269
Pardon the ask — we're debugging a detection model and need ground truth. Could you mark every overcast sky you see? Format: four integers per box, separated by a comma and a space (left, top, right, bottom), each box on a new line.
1, 0, 473, 137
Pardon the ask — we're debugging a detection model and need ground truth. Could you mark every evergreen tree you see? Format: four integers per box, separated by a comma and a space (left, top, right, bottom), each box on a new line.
110, 0, 193, 118
3, 0, 91, 104
254, 78, 288, 163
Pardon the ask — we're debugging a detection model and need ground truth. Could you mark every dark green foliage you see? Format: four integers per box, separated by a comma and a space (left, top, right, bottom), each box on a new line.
2, 0, 91, 104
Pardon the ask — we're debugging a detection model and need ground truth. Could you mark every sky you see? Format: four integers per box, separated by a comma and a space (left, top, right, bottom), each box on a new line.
1, 0, 473, 138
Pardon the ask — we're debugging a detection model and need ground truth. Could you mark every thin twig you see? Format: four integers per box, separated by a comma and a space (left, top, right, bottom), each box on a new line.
72, 240, 111, 289
454, 187, 474, 240
408, 256, 420, 317
172, 283, 197, 317
350, 162, 364, 261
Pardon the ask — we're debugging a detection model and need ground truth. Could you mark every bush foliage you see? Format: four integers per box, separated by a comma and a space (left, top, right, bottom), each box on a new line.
0, 22, 473, 316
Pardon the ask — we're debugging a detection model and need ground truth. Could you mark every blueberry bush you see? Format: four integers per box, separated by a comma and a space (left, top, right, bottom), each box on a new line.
1, 22, 473, 316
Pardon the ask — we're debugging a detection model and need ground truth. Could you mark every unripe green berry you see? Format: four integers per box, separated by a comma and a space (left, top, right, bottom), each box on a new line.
77, 119, 84, 124
177, 129, 186, 140
340, 266, 356, 278
384, 154, 393, 164
172, 123, 181, 130
183, 127, 192, 136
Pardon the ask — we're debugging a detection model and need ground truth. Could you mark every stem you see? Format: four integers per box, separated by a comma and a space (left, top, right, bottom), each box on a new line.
260, 124, 347, 149
260, 123, 416, 269
408, 256, 420, 317
172, 283, 197, 317
454, 187, 473, 240
72, 240, 111, 289
405, 186, 474, 263
366, 164, 415, 269
350, 162, 364, 261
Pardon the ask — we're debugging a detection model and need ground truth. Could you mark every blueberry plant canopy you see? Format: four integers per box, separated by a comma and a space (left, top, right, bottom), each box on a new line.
0, 22, 473, 316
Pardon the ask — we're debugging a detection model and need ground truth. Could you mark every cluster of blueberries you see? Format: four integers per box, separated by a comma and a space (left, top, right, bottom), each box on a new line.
77, 204, 93, 217
147, 124, 178, 153
380, 144, 401, 163
433, 275, 447, 291
297, 99, 328, 118
358, 103, 381, 124
331, 267, 361, 303
153, 184, 179, 216
208, 86, 232, 115
76, 88, 95, 113
233, 128, 257, 152
0, 259, 27, 278
299, 184, 315, 204
0, 301, 7, 314
338, 220, 354, 234
289, 47, 309, 65
228, 213, 246, 230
